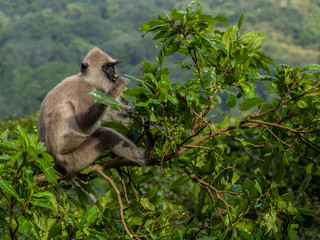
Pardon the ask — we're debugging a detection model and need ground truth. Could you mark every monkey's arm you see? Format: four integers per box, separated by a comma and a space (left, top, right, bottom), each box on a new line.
106, 76, 130, 99
76, 76, 130, 130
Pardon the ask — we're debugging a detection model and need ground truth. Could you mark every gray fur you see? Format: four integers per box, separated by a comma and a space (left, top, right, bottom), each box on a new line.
38, 47, 154, 174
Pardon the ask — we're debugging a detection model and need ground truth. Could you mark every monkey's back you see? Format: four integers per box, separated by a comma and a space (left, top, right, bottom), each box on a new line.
38, 74, 94, 156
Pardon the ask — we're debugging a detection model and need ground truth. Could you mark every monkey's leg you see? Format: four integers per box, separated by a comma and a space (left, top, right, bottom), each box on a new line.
94, 127, 149, 166
143, 121, 155, 161
57, 126, 154, 173
56, 134, 107, 173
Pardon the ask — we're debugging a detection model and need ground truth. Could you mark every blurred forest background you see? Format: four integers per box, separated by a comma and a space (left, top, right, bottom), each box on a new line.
0, 0, 319, 119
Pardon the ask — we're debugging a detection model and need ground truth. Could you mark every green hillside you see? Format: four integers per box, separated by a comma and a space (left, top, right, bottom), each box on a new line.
0, 0, 319, 118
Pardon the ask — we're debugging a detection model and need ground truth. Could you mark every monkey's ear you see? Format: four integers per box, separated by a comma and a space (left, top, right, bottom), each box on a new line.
81, 62, 88, 75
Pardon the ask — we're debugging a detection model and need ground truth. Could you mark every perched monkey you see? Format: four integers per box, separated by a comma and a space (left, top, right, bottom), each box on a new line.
38, 47, 155, 174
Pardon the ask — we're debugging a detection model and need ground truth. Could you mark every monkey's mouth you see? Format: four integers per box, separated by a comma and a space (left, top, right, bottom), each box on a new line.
102, 62, 120, 82
104, 68, 117, 82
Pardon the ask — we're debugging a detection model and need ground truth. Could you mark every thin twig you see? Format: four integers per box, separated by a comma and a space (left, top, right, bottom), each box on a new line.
91, 165, 139, 239
263, 125, 317, 165
211, 167, 234, 184
117, 168, 131, 205
242, 146, 265, 162
189, 106, 213, 134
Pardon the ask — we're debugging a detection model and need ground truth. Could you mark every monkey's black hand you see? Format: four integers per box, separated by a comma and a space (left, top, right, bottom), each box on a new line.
143, 120, 157, 146
126, 106, 135, 113
107, 76, 130, 99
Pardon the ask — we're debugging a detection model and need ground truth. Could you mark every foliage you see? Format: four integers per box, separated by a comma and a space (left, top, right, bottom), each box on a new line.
1, 1, 320, 239
0, 0, 319, 119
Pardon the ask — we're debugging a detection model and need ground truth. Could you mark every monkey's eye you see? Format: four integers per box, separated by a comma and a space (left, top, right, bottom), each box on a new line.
105, 61, 120, 68
105, 63, 114, 68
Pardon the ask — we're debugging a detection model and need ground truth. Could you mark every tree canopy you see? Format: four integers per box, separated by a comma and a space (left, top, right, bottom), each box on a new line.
1, 1, 320, 239
0, 0, 319, 118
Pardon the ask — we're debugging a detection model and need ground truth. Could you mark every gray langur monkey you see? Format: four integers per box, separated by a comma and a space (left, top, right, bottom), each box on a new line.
38, 47, 155, 174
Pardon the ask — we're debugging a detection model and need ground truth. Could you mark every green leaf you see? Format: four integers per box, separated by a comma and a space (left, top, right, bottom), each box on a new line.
17, 125, 30, 149
77, 207, 98, 230
223, 214, 230, 227
226, 91, 237, 108
130, 217, 144, 226
254, 180, 262, 195
124, 86, 153, 98
239, 97, 263, 111
37, 156, 58, 184
232, 170, 240, 184
296, 100, 308, 108
166, 94, 179, 105
299, 64, 320, 72
186, 92, 200, 105
274, 151, 286, 183
170, 175, 190, 189
263, 207, 278, 234
159, 74, 171, 95
239, 81, 255, 98
187, 6, 196, 19
200, 75, 214, 85
33, 212, 48, 232
199, 95, 215, 106
96, 190, 113, 214
0, 179, 20, 200
288, 224, 298, 240
30, 200, 54, 210
298, 174, 312, 197
145, 73, 159, 87
171, 9, 187, 20
217, 116, 230, 129
18, 216, 31, 233
124, 74, 155, 92
0, 155, 10, 161
89, 91, 121, 111
237, 13, 245, 29
0, 137, 19, 151
140, 198, 155, 211
135, 171, 154, 184
83, 207, 98, 224
139, 20, 163, 31
1, 129, 10, 139
33, 191, 58, 212
213, 16, 229, 25
165, 42, 180, 56
37, 142, 47, 152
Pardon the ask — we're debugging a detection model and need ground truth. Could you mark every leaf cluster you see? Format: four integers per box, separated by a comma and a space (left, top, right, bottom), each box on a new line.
1, 1, 320, 239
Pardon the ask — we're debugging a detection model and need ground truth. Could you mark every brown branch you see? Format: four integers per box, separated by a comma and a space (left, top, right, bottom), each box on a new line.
181, 167, 231, 212
252, 82, 319, 119
242, 146, 265, 162
159, 103, 174, 152
36, 172, 63, 185
184, 144, 214, 150
90, 165, 139, 239
220, 189, 270, 199
189, 106, 213, 134
263, 125, 317, 165
117, 169, 131, 205
247, 118, 320, 134
177, 126, 205, 149
211, 167, 234, 184
188, 47, 202, 76
9, 197, 15, 240
151, 212, 186, 234
297, 134, 320, 154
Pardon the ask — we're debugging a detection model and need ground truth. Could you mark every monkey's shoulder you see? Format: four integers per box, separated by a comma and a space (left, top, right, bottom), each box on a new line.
46, 75, 94, 101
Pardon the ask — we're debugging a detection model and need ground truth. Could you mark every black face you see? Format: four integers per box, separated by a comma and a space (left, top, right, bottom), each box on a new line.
102, 62, 119, 82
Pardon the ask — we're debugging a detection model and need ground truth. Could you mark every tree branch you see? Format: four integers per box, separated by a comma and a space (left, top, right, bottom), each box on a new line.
90, 165, 140, 239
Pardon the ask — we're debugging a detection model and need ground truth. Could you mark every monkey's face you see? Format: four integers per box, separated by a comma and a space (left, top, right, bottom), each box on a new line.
102, 61, 119, 82
81, 48, 121, 89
